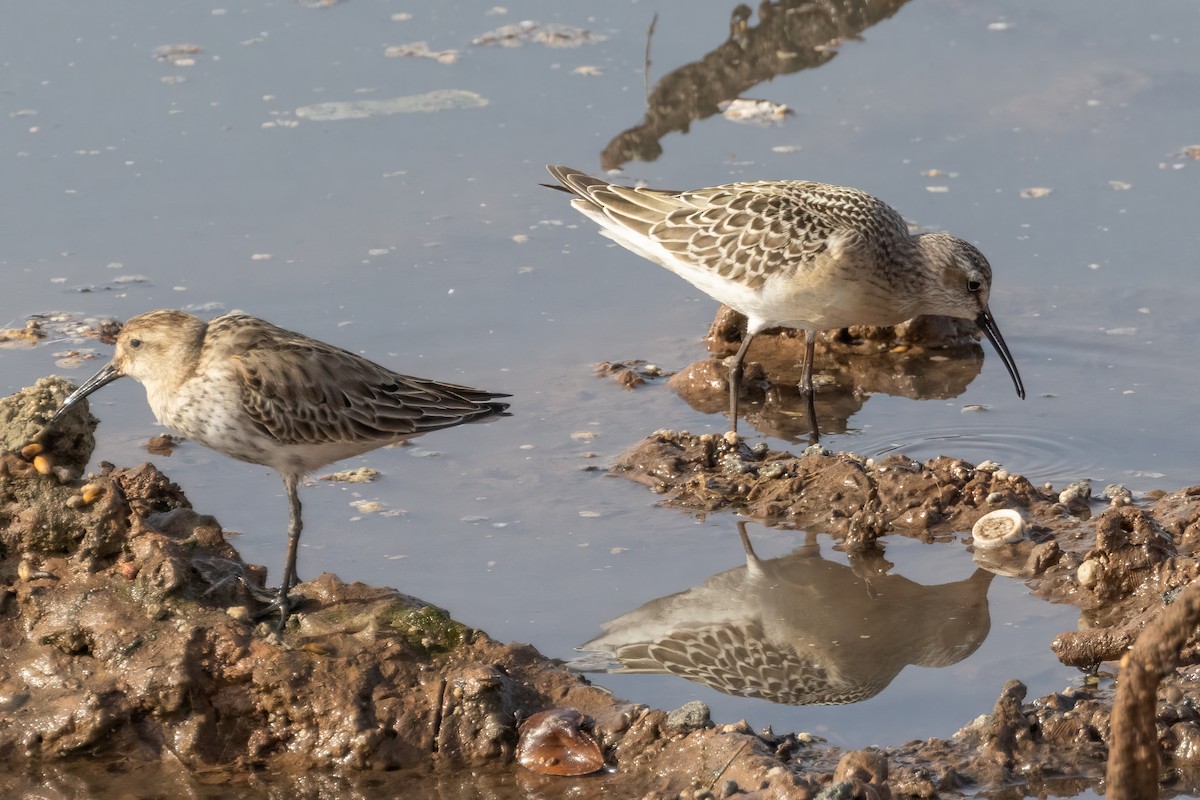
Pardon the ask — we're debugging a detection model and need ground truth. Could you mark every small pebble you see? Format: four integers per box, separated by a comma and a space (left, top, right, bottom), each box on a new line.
760, 462, 786, 479
1077, 559, 1101, 588
666, 701, 712, 732
1059, 480, 1092, 505
516, 708, 604, 776
1103, 484, 1133, 506
721, 453, 750, 476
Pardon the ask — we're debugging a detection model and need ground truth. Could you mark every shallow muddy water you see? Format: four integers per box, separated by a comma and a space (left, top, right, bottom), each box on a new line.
3, 0, 1200, 795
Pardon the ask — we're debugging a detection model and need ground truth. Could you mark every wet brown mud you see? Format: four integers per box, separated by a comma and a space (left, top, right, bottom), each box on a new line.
5, 374, 1200, 798
664, 307, 989, 441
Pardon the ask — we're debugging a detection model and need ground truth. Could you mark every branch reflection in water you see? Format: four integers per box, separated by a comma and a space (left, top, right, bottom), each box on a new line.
602, 0, 911, 170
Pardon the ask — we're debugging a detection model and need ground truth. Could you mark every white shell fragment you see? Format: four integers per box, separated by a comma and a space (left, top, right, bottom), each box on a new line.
971, 509, 1027, 549
720, 98, 791, 125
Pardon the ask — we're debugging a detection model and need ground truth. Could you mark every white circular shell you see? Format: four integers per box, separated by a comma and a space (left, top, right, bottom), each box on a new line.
971, 509, 1027, 549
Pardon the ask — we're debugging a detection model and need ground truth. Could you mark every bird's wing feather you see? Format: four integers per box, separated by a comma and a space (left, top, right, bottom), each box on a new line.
546, 166, 912, 290
212, 316, 507, 446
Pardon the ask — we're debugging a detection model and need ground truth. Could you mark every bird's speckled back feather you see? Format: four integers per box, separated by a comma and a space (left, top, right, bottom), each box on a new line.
547, 165, 914, 291
204, 314, 509, 447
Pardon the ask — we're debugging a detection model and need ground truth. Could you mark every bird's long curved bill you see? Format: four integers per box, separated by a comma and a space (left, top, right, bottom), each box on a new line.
976, 309, 1025, 400
49, 362, 124, 425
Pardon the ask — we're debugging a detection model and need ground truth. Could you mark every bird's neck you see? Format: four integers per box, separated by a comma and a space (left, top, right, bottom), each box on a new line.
890, 235, 944, 316
142, 323, 207, 422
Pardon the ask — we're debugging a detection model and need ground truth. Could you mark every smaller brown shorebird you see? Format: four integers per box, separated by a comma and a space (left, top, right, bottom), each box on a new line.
50, 310, 509, 631
546, 165, 1024, 435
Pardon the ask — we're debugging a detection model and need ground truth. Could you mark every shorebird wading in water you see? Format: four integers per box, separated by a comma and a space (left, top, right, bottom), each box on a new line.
50, 310, 510, 630
546, 165, 1025, 435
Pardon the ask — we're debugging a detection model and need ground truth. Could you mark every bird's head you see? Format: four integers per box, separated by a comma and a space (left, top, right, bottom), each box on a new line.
49, 309, 206, 423
916, 234, 1024, 400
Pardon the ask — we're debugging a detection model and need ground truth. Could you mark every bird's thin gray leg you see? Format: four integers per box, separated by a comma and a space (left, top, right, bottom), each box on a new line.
276, 473, 303, 632
728, 331, 756, 434
799, 330, 816, 396
805, 391, 820, 445
800, 330, 820, 443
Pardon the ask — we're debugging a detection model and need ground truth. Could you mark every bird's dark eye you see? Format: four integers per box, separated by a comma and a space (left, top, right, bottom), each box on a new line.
129, 338, 143, 349
967, 279, 982, 293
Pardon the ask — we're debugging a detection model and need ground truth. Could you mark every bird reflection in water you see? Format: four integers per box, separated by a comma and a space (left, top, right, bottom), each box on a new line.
578, 523, 993, 706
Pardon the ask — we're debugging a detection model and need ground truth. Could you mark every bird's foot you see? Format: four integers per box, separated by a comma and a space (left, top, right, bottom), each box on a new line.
248, 583, 302, 633
240, 577, 281, 605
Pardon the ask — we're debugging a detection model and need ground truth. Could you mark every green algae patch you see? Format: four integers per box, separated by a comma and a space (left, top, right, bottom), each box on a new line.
387, 603, 465, 655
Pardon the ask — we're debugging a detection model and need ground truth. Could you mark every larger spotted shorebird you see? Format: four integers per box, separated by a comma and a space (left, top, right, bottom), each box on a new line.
50, 309, 510, 630
546, 165, 1024, 434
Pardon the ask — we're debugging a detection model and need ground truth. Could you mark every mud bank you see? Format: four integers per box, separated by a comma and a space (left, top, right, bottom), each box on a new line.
610, 426, 1200, 796
658, 307, 991, 440
4, 376, 1200, 798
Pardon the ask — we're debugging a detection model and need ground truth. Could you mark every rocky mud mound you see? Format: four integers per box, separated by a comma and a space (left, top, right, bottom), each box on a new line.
611, 428, 1200, 796
649, 308, 999, 441
4, 378, 1200, 797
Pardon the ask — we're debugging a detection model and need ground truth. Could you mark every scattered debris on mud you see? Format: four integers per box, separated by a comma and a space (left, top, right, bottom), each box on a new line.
0, 320, 45, 349
472, 21, 606, 49
384, 41, 460, 64
19, 312, 122, 346
144, 433, 182, 457
594, 359, 672, 390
